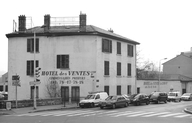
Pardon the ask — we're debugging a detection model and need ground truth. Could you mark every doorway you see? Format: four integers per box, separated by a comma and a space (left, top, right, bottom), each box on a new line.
71, 86, 80, 102
61, 86, 69, 103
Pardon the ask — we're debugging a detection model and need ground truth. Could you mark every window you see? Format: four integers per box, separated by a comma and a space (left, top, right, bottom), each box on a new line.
117, 42, 121, 54
104, 86, 109, 95
104, 61, 109, 75
127, 44, 133, 57
27, 38, 39, 52
127, 63, 131, 76
102, 38, 112, 53
117, 86, 121, 95
27, 60, 39, 76
30, 86, 39, 99
117, 62, 121, 76
57, 55, 69, 69
127, 85, 131, 95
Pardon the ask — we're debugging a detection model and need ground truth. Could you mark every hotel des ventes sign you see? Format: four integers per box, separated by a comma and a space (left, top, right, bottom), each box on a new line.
41, 71, 96, 85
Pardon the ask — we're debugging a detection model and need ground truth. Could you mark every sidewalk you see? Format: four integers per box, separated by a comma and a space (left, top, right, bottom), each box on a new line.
0, 103, 79, 115
184, 105, 192, 114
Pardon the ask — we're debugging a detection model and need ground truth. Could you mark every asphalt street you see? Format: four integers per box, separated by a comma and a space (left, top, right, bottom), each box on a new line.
0, 101, 192, 123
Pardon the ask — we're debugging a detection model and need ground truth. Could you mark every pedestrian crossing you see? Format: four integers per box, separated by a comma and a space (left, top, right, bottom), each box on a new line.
6, 110, 192, 119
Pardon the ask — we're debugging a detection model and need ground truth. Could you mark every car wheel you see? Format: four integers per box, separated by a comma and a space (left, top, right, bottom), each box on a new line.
100, 106, 103, 109
146, 101, 149, 105
179, 99, 181, 102
164, 100, 167, 103
112, 104, 116, 109
125, 102, 128, 107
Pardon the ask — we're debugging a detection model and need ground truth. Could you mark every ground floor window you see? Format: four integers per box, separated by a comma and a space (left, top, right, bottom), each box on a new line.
127, 85, 131, 95
30, 86, 39, 99
137, 87, 140, 94
104, 86, 109, 95
117, 85, 121, 95
71, 86, 80, 102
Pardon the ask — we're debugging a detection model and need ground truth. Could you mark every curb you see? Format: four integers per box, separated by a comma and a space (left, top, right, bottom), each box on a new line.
28, 106, 80, 113
184, 108, 192, 114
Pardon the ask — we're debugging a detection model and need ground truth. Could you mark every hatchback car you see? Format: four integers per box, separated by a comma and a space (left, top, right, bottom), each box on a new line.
149, 92, 168, 104
100, 95, 130, 109
181, 93, 192, 101
132, 93, 150, 106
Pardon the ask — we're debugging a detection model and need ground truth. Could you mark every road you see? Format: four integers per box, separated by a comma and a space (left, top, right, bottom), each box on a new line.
0, 101, 192, 123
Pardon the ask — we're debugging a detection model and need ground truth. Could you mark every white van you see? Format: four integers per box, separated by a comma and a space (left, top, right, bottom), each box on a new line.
79, 91, 108, 108
168, 91, 181, 102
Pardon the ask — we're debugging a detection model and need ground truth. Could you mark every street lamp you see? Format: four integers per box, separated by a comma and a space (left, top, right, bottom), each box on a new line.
158, 58, 167, 91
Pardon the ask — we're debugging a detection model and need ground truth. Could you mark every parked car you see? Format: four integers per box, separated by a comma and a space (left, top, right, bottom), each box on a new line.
79, 91, 108, 108
181, 93, 192, 101
127, 94, 138, 104
132, 93, 150, 106
100, 95, 130, 109
149, 92, 168, 104
167, 91, 181, 102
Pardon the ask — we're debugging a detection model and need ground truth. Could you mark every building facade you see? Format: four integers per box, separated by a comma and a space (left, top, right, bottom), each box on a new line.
6, 14, 139, 101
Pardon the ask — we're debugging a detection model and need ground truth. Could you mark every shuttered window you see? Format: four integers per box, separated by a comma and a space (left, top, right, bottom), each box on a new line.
127, 44, 133, 57
128, 63, 131, 76
102, 38, 112, 53
27, 38, 39, 52
117, 42, 121, 54
27, 60, 39, 76
104, 61, 109, 75
117, 62, 121, 76
57, 55, 69, 69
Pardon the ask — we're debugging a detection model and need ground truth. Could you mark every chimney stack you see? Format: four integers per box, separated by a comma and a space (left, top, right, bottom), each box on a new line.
79, 13, 86, 32
18, 15, 26, 32
44, 14, 50, 32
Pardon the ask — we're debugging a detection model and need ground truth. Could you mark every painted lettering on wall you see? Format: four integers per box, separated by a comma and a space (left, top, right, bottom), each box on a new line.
42, 71, 96, 85
144, 81, 168, 89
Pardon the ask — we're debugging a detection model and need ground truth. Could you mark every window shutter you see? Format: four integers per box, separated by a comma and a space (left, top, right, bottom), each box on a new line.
36, 38, 39, 52
27, 39, 30, 52
27, 61, 30, 75
31, 61, 34, 75
36, 60, 39, 68
57, 55, 60, 68
32, 39, 34, 52
110, 40, 112, 53
102, 39, 104, 52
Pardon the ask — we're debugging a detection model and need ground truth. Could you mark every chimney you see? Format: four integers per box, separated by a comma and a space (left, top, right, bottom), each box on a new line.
79, 13, 86, 32
18, 15, 26, 32
44, 14, 50, 32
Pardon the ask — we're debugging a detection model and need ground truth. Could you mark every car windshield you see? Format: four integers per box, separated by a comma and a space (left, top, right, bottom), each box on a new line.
168, 93, 176, 96
152, 92, 160, 96
85, 95, 95, 99
106, 96, 117, 100
182, 93, 191, 96
130, 94, 137, 98
134, 94, 141, 98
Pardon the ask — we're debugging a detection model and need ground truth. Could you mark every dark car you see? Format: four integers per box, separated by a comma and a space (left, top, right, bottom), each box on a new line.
100, 95, 130, 109
149, 92, 168, 104
127, 94, 137, 104
132, 93, 150, 106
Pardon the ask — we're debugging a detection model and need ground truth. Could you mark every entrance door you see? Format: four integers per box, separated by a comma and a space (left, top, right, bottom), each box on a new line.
61, 86, 69, 103
71, 86, 80, 103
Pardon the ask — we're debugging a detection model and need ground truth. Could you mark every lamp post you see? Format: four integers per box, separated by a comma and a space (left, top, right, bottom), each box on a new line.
158, 58, 167, 91
33, 31, 37, 109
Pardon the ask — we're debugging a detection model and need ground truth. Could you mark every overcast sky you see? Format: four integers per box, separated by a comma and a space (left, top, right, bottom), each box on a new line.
0, 0, 192, 75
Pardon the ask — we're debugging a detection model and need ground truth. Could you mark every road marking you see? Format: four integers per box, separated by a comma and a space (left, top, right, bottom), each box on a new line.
68, 111, 103, 116
111, 111, 144, 117
54, 110, 92, 116
127, 112, 154, 117
158, 113, 184, 117
142, 112, 171, 117
174, 114, 191, 118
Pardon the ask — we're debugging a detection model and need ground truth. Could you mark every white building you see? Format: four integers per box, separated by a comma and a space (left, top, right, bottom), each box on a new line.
6, 14, 139, 101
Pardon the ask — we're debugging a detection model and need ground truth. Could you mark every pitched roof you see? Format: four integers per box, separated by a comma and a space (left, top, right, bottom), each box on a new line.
6, 25, 140, 45
163, 54, 192, 65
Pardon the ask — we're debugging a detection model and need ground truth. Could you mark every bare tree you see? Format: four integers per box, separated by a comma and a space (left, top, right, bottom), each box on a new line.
45, 79, 61, 98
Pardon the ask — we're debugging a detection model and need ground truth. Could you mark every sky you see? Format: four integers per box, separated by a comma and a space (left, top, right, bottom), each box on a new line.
0, 0, 192, 75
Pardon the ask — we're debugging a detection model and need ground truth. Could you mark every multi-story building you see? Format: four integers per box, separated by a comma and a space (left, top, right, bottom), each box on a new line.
6, 13, 139, 101
163, 48, 192, 93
